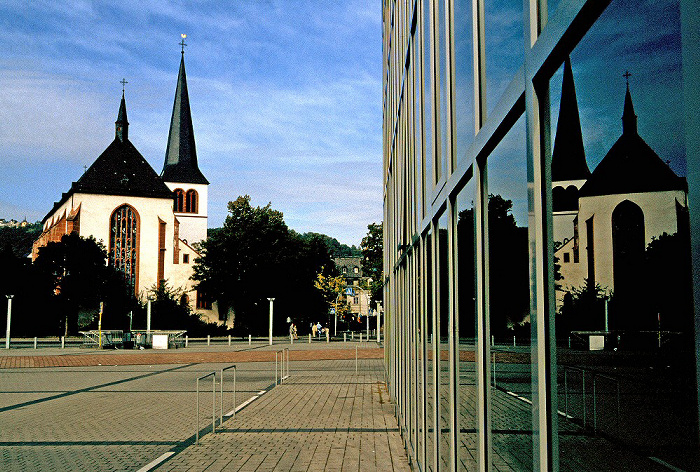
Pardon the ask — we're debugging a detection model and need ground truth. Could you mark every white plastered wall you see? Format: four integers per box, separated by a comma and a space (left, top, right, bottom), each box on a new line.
577, 189, 687, 291
164, 182, 208, 245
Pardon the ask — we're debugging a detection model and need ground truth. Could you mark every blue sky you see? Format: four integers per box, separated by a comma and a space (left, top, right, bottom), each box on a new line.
0, 1, 382, 246
0, 0, 686, 240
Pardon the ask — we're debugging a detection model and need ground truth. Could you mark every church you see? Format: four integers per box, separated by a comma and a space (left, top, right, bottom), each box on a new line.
32, 46, 222, 325
552, 58, 689, 331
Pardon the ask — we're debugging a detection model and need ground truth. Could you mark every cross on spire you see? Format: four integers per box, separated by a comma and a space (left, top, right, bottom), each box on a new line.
180, 34, 187, 54
623, 70, 632, 87
120, 78, 128, 93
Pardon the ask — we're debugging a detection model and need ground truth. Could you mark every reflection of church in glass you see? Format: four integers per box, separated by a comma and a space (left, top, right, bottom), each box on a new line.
552, 59, 690, 332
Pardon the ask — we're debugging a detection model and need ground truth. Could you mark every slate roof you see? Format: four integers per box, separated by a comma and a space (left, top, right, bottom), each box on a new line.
551, 58, 590, 182
161, 53, 209, 184
579, 86, 686, 197
42, 97, 173, 224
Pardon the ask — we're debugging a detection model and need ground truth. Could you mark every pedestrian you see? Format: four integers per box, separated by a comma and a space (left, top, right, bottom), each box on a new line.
316, 322, 322, 338
312, 322, 318, 338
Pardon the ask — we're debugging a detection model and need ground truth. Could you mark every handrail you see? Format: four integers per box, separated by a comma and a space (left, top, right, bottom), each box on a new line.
196, 371, 216, 444
562, 366, 620, 434
220, 365, 237, 424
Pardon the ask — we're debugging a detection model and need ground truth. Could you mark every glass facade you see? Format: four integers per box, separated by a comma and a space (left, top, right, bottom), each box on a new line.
382, 0, 700, 470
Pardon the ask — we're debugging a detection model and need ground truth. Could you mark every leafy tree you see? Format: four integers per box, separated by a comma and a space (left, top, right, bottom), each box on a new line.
193, 195, 332, 335
558, 279, 608, 336
140, 281, 227, 336
297, 231, 361, 257
31, 233, 135, 335
0, 222, 41, 258
314, 271, 348, 320
361, 222, 383, 309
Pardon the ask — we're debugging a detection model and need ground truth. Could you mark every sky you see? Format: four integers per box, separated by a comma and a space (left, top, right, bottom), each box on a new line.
0, 0, 686, 241
0, 1, 382, 247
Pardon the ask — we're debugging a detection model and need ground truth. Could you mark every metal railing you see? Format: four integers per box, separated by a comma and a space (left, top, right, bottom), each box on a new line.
275, 348, 289, 385
195, 371, 217, 444
220, 365, 237, 423
563, 366, 620, 434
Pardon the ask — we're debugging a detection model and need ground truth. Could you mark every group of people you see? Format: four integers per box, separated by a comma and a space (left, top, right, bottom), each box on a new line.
287, 321, 328, 340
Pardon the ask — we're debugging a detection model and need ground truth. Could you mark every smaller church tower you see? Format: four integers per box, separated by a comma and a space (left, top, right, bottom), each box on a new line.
161, 38, 209, 245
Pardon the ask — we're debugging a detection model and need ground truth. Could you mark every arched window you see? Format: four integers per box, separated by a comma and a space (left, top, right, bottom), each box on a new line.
612, 200, 645, 327
109, 205, 139, 292
186, 189, 198, 213
174, 189, 184, 212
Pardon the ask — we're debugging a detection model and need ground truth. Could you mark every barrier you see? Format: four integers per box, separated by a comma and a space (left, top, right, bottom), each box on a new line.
274, 349, 290, 385
563, 367, 620, 434
195, 371, 217, 444
220, 365, 237, 423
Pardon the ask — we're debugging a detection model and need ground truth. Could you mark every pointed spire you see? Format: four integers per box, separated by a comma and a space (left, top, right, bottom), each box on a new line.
115, 91, 128, 142
161, 43, 208, 184
622, 77, 638, 135
552, 57, 590, 181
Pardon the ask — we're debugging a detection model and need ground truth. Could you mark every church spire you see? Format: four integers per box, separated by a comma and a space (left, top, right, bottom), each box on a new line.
551, 57, 590, 181
622, 72, 638, 135
115, 80, 129, 142
161, 38, 209, 184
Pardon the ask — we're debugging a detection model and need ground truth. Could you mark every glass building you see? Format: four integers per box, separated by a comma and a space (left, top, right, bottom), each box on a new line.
381, 0, 700, 470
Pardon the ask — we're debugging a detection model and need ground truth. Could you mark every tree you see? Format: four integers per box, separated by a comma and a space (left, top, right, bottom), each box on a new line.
314, 271, 348, 321
361, 222, 383, 309
0, 222, 41, 258
193, 195, 332, 335
32, 233, 135, 335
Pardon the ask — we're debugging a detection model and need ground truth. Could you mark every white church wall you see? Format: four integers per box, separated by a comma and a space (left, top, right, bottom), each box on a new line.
577, 189, 687, 291
165, 182, 208, 244
553, 211, 578, 243
69, 193, 175, 298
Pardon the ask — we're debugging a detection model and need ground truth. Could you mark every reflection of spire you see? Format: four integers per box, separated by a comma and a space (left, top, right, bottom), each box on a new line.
552, 57, 590, 181
622, 75, 638, 136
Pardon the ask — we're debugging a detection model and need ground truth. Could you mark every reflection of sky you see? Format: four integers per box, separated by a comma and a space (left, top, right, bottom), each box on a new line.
481, 0, 685, 226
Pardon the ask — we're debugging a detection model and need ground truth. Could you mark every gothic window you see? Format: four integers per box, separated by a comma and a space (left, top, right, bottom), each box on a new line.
186, 189, 198, 213
174, 189, 184, 212
109, 205, 139, 292
612, 200, 645, 323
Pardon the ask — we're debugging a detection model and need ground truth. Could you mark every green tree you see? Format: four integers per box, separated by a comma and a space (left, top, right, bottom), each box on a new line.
361, 222, 383, 309
193, 195, 331, 335
0, 222, 41, 258
32, 233, 135, 335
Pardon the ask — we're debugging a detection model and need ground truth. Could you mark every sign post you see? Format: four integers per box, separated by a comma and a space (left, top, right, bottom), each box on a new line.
98, 302, 104, 348
267, 298, 275, 346
5, 295, 14, 350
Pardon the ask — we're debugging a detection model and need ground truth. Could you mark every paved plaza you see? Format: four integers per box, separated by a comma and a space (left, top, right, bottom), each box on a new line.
0, 341, 697, 471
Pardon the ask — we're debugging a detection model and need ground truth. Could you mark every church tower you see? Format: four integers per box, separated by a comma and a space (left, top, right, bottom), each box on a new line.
551, 57, 590, 244
161, 39, 209, 245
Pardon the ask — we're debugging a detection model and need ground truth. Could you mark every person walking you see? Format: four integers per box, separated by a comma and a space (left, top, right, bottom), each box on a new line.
312, 322, 318, 338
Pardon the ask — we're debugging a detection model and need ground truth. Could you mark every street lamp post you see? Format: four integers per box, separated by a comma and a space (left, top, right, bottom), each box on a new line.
267, 298, 275, 346
5, 295, 14, 350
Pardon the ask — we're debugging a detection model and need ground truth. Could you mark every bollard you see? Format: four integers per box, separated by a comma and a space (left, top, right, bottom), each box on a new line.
351, 332, 354, 340
513, 336, 516, 347
344, 333, 347, 343
491, 335, 494, 346
359, 332, 363, 343
290, 334, 293, 345
326, 330, 329, 343
228, 334, 231, 346
34, 337, 37, 349
249, 334, 251, 345
207, 335, 211, 346
355, 346, 358, 374
308, 333, 312, 344
185, 335, 189, 347
61, 336, 65, 349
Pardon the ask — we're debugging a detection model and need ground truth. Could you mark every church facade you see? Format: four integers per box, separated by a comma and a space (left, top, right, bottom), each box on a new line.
552, 59, 689, 325
32, 50, 223, 325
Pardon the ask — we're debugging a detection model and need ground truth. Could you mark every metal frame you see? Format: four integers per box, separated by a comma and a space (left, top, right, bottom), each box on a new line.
382, 0, 699, 470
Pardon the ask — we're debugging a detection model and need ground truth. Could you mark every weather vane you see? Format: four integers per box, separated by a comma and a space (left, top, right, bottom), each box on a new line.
120, 78, 128, 93
180, 33, 187, 54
